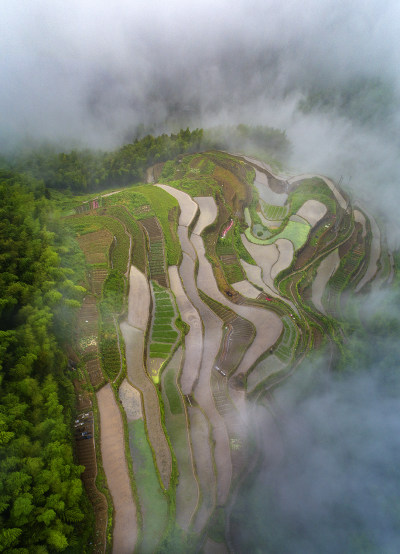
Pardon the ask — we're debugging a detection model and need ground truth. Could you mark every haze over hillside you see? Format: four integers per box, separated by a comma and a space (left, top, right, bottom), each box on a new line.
1, 1, 400, 237
1, 2, 400, 552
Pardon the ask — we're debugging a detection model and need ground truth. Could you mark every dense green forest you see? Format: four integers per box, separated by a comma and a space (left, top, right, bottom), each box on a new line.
0, 125, 289, 193
0, 171, 89, 552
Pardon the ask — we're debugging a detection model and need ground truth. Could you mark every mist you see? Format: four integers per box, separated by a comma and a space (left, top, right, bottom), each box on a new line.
2, 0, 399, 236
231, 311, 400, 553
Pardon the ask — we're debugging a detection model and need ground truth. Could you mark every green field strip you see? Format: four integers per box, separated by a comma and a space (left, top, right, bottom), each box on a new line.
68, 213, 130, 273
288, 177, 337, 214
161, 353, 199, 531
245, 220, 311, 250
147, 282, 181, 381
261, 201, 289, 220
127, 419, 169, 553
106, 206, 147, 273
274, 315, 299, 362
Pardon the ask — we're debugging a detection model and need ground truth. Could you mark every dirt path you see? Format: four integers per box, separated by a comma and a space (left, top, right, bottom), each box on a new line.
168, 265, 203, 394
193, 196, 218, 235
355, 210, 381, 292
97, 384, 137, 553
311, 249, 340, 314
127, 265, 150, 331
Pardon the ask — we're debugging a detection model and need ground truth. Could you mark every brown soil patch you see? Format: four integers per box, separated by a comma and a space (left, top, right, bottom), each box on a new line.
77, 229, 113, 264
97, 384, 138, 553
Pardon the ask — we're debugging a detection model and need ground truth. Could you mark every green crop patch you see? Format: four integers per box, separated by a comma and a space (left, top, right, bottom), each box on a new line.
245, 220, 311, 250
289, 178, 336, 215
164, 371, 183, 415
128, 419, 169, 552
261, 201, 289, 220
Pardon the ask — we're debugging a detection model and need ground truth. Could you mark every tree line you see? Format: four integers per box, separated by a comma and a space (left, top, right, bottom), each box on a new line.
0, 125, 290, 193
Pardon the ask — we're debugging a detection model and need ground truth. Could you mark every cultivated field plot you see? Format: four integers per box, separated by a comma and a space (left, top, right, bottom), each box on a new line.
77, 229, 113, 264
261, 201, 289, 220
232, 279, 261, 299
121, 321, 172, 488
90, 268, 109, 296
127, 418, 169, 553
161, 349, 199, 531
147, 282, 180, 381
141, 216, 169, 288
168, 265, 202, 395
199, 291, 255, 378
270, 239, 294, 280
296, 199, 327, 227
97, 384, 138, 554
275, 316, 298, 362
193, 196, 218, 235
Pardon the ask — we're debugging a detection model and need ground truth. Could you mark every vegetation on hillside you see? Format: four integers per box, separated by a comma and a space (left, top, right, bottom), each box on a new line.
0, 171, 89, 552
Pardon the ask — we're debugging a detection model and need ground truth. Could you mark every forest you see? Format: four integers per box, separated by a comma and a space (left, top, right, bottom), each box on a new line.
0, 125, 289, 193
0, 171, 89, 552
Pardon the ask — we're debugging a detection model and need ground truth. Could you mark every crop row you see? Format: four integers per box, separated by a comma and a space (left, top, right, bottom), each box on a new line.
275, 316, 298, 362
261, 201, 289, 220
149, 282, 179, 360
106, 206, 147, 273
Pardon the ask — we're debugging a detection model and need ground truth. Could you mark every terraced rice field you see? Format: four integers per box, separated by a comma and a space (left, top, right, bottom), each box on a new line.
141, 216, 169, 287
148, 282, 180, 380
275, 315, 299, 362
67, 151, 389, 552
161, 349, 199, 530
127, 419, 169, 553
